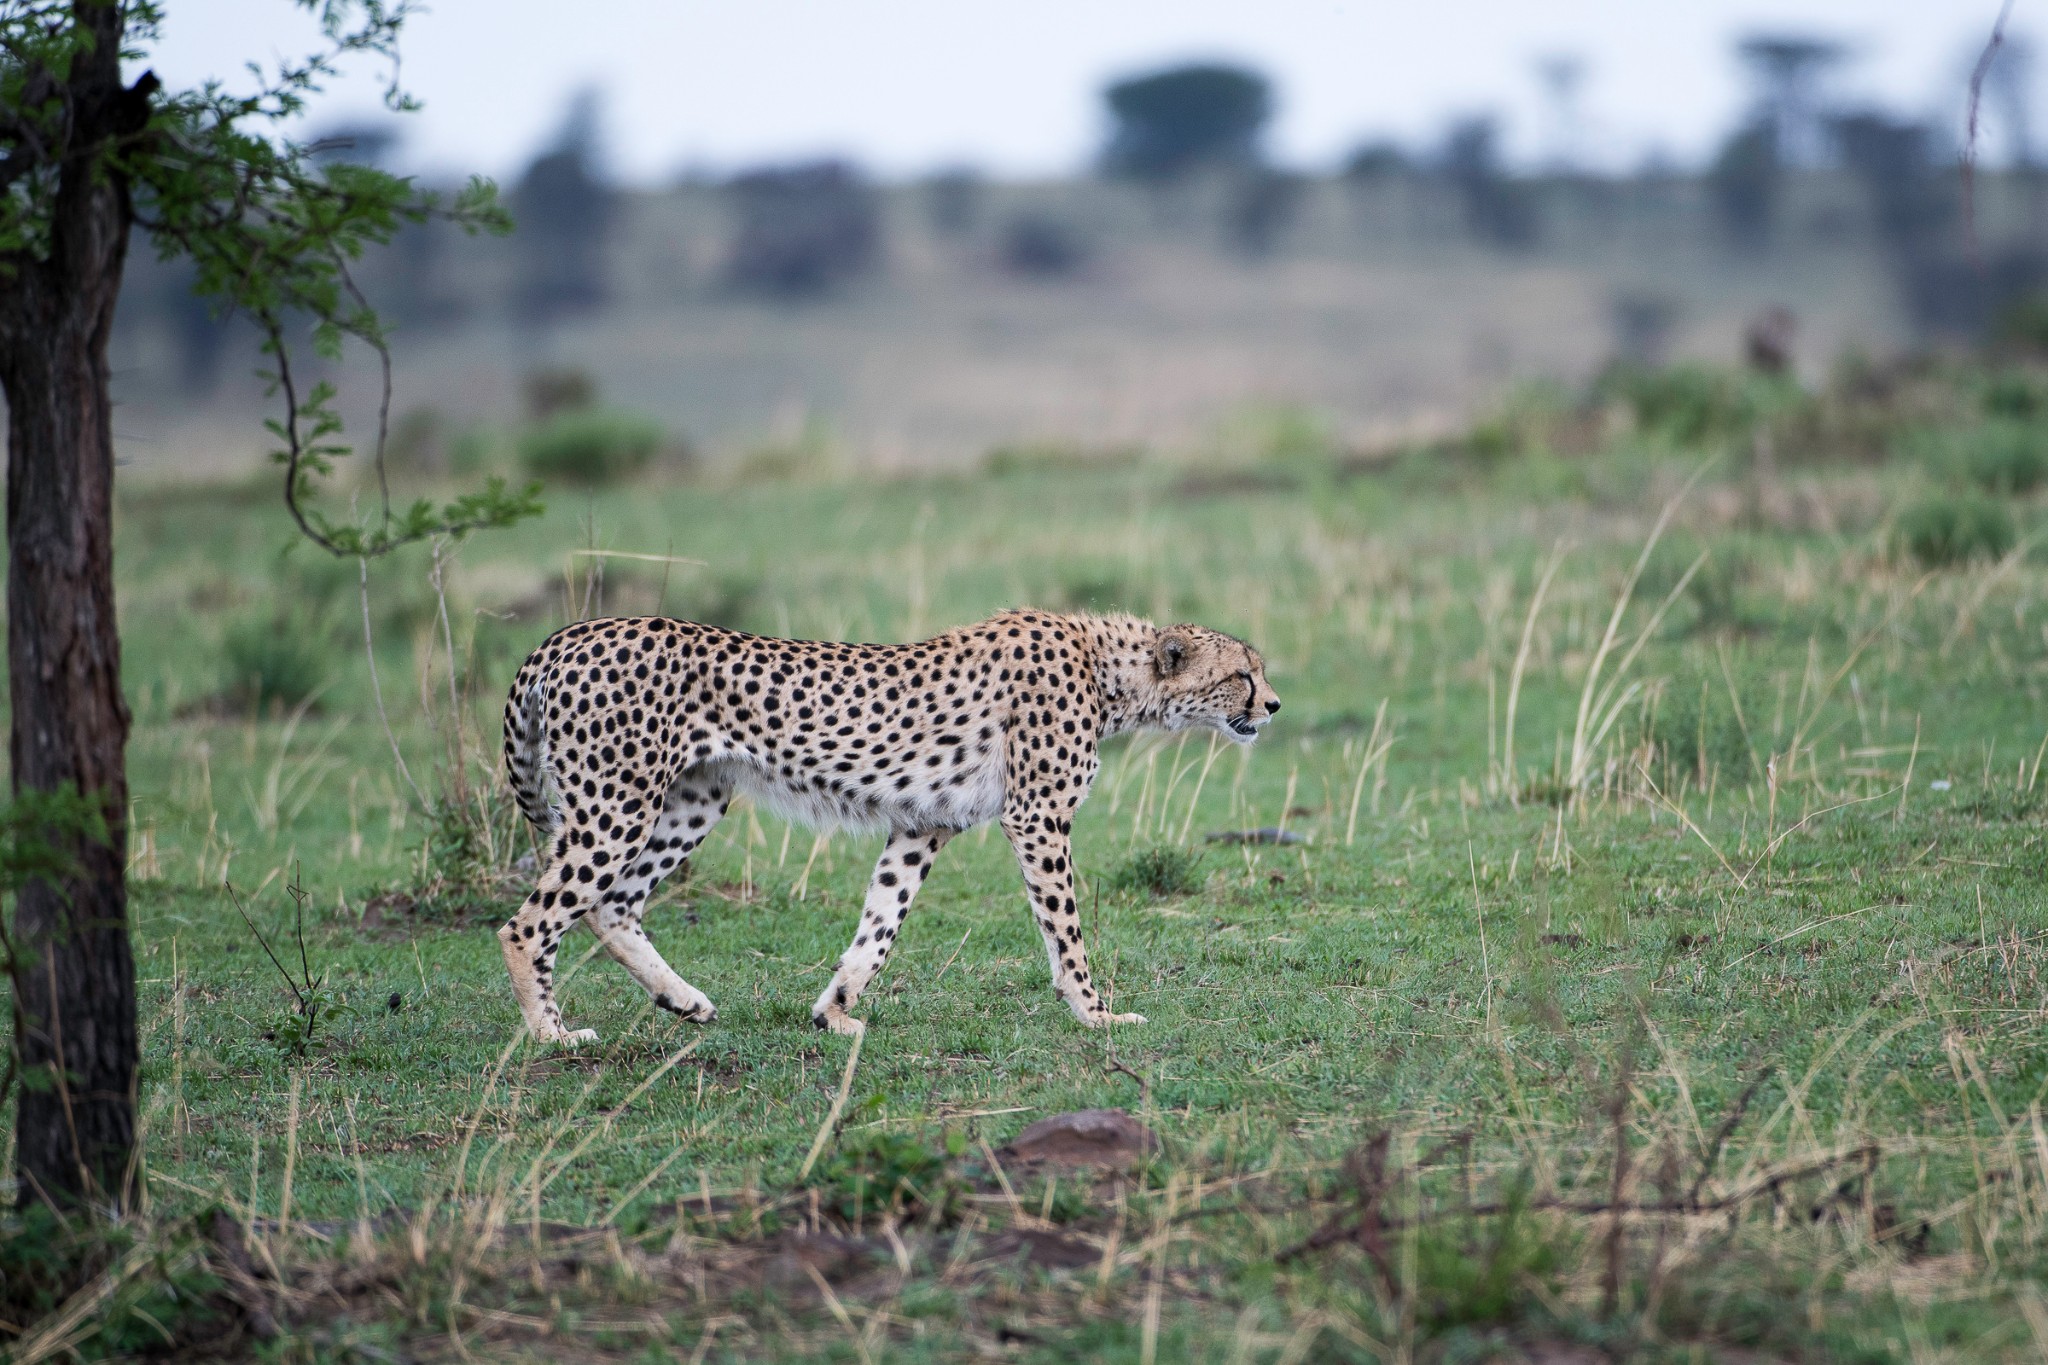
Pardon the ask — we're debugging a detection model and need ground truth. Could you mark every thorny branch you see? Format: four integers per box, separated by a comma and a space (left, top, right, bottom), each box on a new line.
1276, 1071, 1879, 1272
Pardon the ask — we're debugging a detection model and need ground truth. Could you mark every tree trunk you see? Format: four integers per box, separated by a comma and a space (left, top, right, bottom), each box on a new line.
0, 2, 137, 1210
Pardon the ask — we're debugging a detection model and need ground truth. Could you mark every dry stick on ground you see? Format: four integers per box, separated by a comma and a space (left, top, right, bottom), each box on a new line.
1600, 1033, 1638, 1318
798, 1028, 867, 1181
1277, 1141, 1886, 1265
1684, 1074, 1768, 1209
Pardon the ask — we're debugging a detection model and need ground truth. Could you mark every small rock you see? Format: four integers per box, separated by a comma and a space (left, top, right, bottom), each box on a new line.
1204, 828, 1304, 845
1000, 1109, 1159, 1170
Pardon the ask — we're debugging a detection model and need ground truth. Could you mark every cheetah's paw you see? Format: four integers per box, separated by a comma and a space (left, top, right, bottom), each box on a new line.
655, 991, 718, 1024
536, 1027, 600, 1047
811, 1006, 867, 1037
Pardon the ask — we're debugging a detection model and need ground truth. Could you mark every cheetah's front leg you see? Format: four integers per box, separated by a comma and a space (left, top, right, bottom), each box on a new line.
812, 828, 956, 1035
1000, 809, 1145, 1028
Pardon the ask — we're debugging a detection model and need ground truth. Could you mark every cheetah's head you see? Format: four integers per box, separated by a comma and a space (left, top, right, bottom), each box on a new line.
1149, 625, 1281, 744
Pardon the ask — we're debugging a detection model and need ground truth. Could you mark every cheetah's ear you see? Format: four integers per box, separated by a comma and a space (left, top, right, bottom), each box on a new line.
1152, 630, 1191, 679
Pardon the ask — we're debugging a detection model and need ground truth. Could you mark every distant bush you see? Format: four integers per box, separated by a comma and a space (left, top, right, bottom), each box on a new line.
1905, 416, 2048, 495
221, 615, 329, 711
1962, 420, 2048, 494
1595, 364, 1796, 448
672, 571, 762, 631
1993, 293, 2048, 355
384, 406, 446, 474
1224, 168, 1305, 258
998, 215, 1090, 279
1896, 495, 2015, 568
449, 424, 508, 474
922, 166, 982, 236
725, 160, 879, 298
522, 366, 598, 422
1439, 116, 1536, 249
1109, 845, 1204, 898
1979, 370, 2048, 419
1055, 566, 1135, 611
982, 442, 1142, 477
518, 409, 666, 484
1341, 140, 1412, 182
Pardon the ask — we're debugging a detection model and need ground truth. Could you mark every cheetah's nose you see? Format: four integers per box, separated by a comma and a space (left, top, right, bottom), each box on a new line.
1265, 699, 1281, 715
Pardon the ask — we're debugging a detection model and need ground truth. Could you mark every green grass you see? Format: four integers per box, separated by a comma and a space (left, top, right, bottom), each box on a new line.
21, 362, 2048, 1358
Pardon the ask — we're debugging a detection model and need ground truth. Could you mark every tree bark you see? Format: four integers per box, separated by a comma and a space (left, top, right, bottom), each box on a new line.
0, 0, 137, 1210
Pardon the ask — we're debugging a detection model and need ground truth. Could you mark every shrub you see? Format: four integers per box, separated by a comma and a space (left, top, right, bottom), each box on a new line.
522, 365, 597, 422
1109, 845, 1205, 898
980, 442, 1142, 477
1598, 364, 1755, 447
724, 160, 879, 297
1896, 495, 2015, 568
998, 214, 1089, 279
1993, 292, 2048, 354
220, 615, 329, 710
672, 571, 762, 631
810, 1129, 965, 1224
1980, 371, 2048, 419
1962, 419, 2048, 494
518, 409, 665, 484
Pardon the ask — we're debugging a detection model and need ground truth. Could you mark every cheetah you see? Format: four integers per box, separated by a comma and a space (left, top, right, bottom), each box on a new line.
497, 609, 1282, 1043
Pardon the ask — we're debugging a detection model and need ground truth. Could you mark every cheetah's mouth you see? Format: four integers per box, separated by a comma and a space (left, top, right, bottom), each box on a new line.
1225, 714, 1261, 741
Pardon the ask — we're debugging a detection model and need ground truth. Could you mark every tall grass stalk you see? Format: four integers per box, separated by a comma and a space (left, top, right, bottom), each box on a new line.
1345, 699, 1395, 846
1568, 543, 1708, 797
1501, 545, 1566, 801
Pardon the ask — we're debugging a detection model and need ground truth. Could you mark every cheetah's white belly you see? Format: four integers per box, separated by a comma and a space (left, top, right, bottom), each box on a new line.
709, 747, 1009, 836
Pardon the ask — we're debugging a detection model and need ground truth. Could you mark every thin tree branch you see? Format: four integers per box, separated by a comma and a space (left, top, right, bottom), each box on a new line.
1962, 0, 2017, 269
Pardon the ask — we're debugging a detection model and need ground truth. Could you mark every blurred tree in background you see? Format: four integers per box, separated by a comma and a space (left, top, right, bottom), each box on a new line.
724, 160, 879, 298
921, 166, 982, 237
1440, 116, 1536, 248
513, 88, 615, 328
1708, 119, 1779, 251
1736, 35, 1845, 167
1100, 62, 1271, 181
1224, 167, 1306, 258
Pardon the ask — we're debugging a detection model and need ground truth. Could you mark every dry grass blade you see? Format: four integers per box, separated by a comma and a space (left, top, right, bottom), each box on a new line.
802, 1259, 875, 1365
535, 1037, 704, 1198
798, 1026, 866, 1181
1566, 466, 1708, 793
1502, 544, 1567, 800
12, 1240, 184, 1365
1632, 763, 1744, 884
1344, 698, 1395, 845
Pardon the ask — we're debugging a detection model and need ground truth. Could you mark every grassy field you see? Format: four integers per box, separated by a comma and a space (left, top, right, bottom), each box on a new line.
14, 358, 2048, 1360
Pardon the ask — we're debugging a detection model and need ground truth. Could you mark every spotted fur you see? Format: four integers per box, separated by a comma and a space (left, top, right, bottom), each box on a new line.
496, 609, 1282, 1043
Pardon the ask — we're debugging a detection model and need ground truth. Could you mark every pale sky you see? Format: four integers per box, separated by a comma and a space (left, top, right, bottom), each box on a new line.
147, 0, 2029, 184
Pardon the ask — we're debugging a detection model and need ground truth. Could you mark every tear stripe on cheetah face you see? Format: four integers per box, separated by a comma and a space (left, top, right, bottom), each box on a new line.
496, 608, 1281, 1043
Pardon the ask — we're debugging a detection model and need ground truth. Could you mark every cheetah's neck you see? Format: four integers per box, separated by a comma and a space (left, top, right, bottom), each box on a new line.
1073, 613, 1164, 739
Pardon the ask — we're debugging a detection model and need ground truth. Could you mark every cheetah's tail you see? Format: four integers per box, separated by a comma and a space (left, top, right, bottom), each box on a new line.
503, 678, 560, 837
